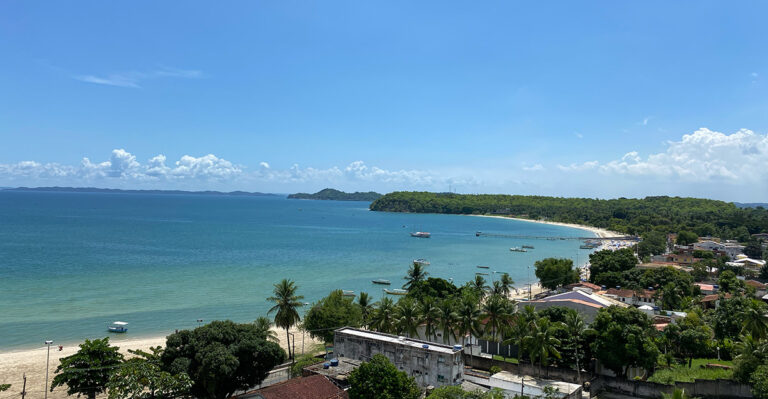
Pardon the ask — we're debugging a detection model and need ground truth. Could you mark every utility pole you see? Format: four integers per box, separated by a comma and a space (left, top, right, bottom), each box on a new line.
44, 340, 53, 399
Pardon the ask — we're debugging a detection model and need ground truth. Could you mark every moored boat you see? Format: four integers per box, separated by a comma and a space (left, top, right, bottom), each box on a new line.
372, 279, 391, 285
522, 245, 534, 249
413, 258, 430, 265
510, 247, 528, 252
476, 265, 490, 269
384, 288, 408, 295
108, 321, 128, 333
410, 231, 431, 238
342, 290, 355, 297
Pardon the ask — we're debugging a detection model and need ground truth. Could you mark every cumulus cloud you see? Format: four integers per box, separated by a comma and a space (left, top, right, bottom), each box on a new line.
523, 164, 545, 171
559, 128, 768, 182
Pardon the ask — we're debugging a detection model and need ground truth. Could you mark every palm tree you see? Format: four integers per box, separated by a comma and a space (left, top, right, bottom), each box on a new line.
457, 294, 481, 366
481, 294, 511, 342
470, 275, 489, 296
500, 273, 515, 297
523, 317, 562, 375
254, 316, 279, 343
503, 311, 532, 363
403, 262, 429, 290
563, 310, 585, 384
418, 298, 441, 341
357, 292, 374, 328
491, 280, 504, 296
371, 297, 396, 334
437, 299, 459, 344
395, 298, 420, 338
267, 279, 304, 359
741, 301, 768, 340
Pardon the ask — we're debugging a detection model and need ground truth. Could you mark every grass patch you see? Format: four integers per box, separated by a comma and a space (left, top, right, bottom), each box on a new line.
648, 358, 734, 384
492, 355, 519, 364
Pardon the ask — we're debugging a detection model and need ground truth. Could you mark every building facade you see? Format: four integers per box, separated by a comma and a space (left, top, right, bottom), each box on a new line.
333, 327, 464, 388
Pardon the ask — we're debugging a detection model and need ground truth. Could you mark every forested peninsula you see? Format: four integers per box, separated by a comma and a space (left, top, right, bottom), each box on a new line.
288, 188, 382, 201
370, 191, 768, 238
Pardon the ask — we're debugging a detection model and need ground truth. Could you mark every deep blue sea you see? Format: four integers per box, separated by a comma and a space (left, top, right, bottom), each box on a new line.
0, 191, 595, 350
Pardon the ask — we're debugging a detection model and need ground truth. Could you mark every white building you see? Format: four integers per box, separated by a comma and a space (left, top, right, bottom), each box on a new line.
694, 240, 744, 259
726, 254, 766, 273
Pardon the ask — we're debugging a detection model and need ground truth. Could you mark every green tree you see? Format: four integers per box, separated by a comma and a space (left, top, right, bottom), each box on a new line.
347, 354, 420, 399
661, 388, 693, 399
358, 292, 374, 328
499, 273, 515, 297
303, 290, 363, 343
588, 248, 638, 284
407, 278, 459, 302
51, 337, 124, 399
427, 386, 506, 398
733, 334, 768, 383
638, 231, 667, 258
742, 300, 768, 340
590, 306, 660, 377
718, 270, 743, 294
534, 258, 579, 290
481, 294, 512, 341
563, 311, 586, 384
290, 354, 324, 377
750, 364, 768, 399
267, 279, 304, 359
370, 297, 397, 334
253, 316, 279, 343
403, 262, 429, 290
161, 320, 286, 399
675, 313, 713, 368
691, 262, 709, 282
107, 348, 192, 399
760, 263, 768, 280
676, 231, 699, 246
744, 239, 764, 258
456, 293, 481, 365
394, 297, 420, 338
712, 295, 752, 340
523, 317, 562, 375
437, 299, 459, 344
469, 275, 489, 296
418, 298, 441, 341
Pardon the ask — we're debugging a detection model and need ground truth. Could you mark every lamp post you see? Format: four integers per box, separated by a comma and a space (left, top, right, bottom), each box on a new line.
44, 340, 53, 399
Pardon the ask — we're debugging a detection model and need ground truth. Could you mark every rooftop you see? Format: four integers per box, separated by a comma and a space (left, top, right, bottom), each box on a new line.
305, 358, 362, 381
531, 290, 614, 308
490, 371, 581, 395
335, 327, 461, 355
239, 375, 347, 399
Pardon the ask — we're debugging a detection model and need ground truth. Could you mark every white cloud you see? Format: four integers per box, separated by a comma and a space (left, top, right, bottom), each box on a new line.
522, 164, 544, 171
559, 128, 768, 182
74, 67, 202, 88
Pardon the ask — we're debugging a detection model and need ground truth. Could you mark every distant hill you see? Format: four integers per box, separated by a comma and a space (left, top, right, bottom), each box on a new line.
3, 186, 278, 197
734, 202, 768, 209
288, 188, 382, 201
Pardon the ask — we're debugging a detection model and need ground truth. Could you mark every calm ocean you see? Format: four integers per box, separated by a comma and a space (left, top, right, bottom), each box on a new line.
0, 191, 594, 350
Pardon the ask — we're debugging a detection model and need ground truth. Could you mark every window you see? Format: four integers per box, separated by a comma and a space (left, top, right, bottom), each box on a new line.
437, 355, 445, 364
437, 375, 445, 382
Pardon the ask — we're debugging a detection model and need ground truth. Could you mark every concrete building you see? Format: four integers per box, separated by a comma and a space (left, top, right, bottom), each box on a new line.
464, 371, 581, 399
333, 327, 464, 388
694, 240, 744, 259
603, 288, 658, 307
727, 254, 766, 273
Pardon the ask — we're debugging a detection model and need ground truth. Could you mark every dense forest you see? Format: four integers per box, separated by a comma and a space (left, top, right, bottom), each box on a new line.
288, 188, 382, 201
370, 192, 768, 239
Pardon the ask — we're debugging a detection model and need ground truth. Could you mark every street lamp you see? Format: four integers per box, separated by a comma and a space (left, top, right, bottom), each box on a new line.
44, 340, 53, 399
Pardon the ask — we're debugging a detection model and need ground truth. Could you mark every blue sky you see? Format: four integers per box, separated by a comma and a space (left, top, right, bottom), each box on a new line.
1, 1, 767, 201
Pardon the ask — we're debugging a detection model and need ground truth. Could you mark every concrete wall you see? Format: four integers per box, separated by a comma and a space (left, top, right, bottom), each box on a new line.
598, 377, 753, 399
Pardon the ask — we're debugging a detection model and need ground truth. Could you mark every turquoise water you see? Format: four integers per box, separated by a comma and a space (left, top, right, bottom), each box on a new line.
0, 191, 594, 350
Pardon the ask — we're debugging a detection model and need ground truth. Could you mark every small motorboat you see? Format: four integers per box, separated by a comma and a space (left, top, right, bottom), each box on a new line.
510, 247, 528, 252
384, 288, 408, 295
413, 259, 430, 265
476, 265, 490, 269
522, 245, 534, 249
475, 272, 489, 276
342, 290, 355, 297
410, 231, 431, 238
372, 279, 391, 285
108, 321, 128, 333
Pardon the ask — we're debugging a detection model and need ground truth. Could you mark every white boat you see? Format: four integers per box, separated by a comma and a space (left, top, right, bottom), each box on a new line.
342, 290, 355, 297
413, 258, 430, 265
108, 321, 128, 333
410, 231, 431, 238
384, 288, 408, 295
372, 279, 391, 285
510, 247, 528, 252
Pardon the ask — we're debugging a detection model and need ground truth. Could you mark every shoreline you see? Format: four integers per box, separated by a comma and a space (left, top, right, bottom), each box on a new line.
0, 325, 318, 399
468, 214, 622, 238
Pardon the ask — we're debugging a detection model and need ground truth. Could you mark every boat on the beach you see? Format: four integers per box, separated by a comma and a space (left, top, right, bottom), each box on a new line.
384, 288, 408, 295
342, 290, 355, 297
108, 321, 128, 333
476, 265, 490, 269
372, 279, 391, 285
522, 245, 534, 249
510, 247, 528, 252
410, 231, 431, 238
413, 258, 430, 265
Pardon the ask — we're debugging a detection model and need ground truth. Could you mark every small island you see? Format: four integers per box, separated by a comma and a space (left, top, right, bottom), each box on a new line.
287, 188, 382, 201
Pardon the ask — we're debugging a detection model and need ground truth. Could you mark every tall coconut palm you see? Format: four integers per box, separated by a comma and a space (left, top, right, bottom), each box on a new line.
500, 273, 515, 297
563, 310, 586, 384
418, 298, 441, 341
357, 292, 374, 328
395, 298, 420, 338
254, 316, 280, 343
371, 297, 396, 334
503, 311, 532, 362
524, 317, 562, 375
741, 301, 768, 340
470, 275, 489, 296
267, 279, 304, 359
457, 294, 481, 365
403, 263, 429, 290
437, 299, 459, 344
481, 294, 511, 342
491, 280, 504, 296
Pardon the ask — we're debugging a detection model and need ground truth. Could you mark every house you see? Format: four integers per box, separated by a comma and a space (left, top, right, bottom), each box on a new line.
752, 233, 768, 241
237, 375, 347, 399
745, 280, 768, 298
523, 289, 625, 323
562, 281, 602, 294
726, 254, 766, 273
602, 288, 658, 306
651, 253, 696, 265
694, 282, 717, 295
701, 293, 732, 309
333, 327, 464, 388
694, 241, 745, 259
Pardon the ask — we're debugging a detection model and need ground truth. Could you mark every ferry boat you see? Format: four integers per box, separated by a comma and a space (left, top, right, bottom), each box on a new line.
342, 290, 355, 297
509, 247, 528, 252
108, 321, 128, 333
410, 231, 431, 238
384, 288, 408, 295
522, 245, 534, 249
413, 258, 430, 266
372, 279, 391, 285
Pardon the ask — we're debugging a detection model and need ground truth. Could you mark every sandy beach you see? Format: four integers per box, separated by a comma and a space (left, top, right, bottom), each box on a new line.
0, 326, 318, 399
470, 214, 622, 239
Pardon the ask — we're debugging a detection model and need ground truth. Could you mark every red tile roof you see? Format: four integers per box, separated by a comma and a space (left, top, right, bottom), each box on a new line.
604, 288, 635, 298
745, 280, 766, 289
702, 293, 732, 302
247, 375, 347, 399
566, 282, 602, 291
